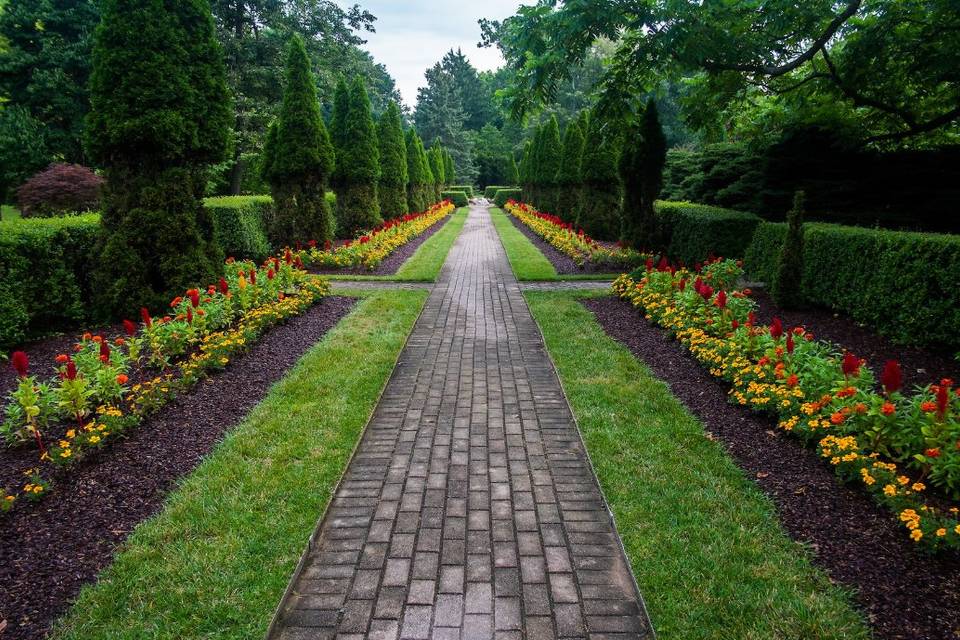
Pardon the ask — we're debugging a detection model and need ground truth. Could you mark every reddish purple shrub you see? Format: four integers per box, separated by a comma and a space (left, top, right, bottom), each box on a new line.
16, 163, 105, 217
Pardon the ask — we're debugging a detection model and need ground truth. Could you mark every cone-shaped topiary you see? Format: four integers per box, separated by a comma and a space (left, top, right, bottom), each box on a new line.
377, 100, 408, 218
329, 77, 350, 189
419, 134, 435, 207
537, 115, 562, 213
262, 34, 335, 246
519, 140, 532, 201
405, 128, 427, 212
429, 140, 445, 202
507, 154, 519, 186
620, 99, 666, 250
336, 77, 381, 237
526, 126, 544, 207
443, 149, 456, 186
578, 110, 621, 240
85, 0, 230, 317
555, 119, 583, 222
771, 191, 806, 308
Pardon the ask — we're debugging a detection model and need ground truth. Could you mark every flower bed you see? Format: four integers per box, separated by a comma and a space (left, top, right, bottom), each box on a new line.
1, 255, 330, 511
297, 200, 455, 270
612, 259, 960, 551
504, 200, 647, 269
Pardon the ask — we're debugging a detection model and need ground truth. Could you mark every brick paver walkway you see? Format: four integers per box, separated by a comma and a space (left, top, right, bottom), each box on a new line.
267, 203, 652, 640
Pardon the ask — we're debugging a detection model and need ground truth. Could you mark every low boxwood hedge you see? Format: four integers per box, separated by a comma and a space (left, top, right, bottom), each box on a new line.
654, 200, 762, 265
448, 185, 473, 198
204, 195, 272, 261
441, 190, 469, 208
494, 188, 522, 208
743, 221, 787, 284
483, 185, 513, 199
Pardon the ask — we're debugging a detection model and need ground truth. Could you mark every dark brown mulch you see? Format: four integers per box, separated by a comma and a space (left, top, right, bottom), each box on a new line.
0, 296, 355, 640
750, 290, 960, 389
310, 214, 448, 277
583, 295, 960, 640
504, 210, 623, 275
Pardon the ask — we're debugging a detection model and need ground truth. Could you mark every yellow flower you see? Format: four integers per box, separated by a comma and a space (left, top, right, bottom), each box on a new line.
883, 484, 897, 497
910, 529, 923, 541
935, 528, 946, 537
912, 482, 926, 492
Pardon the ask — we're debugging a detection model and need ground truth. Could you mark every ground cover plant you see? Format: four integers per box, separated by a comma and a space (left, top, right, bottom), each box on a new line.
612, 258, 960, 550
1, 254, 330, 511
295, 199, 455, 271
504, 199, 647, 270
526, 290, 870, 640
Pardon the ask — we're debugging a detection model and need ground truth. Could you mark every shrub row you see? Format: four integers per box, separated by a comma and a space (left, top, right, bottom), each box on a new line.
654, 201, 762, 266
448, 185, 473, 198
483, 185, 514, 199
204, 196, 273, 262
441, 191, 469, 208
493, 188, 522, 208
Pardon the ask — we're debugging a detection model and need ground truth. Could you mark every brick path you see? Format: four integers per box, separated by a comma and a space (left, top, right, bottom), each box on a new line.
267, 203, 652, 640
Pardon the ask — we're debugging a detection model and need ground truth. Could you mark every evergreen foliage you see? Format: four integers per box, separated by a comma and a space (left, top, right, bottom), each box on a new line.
429, 142, 445, 201
537, 115, 562, 213
85, 0, 231, 316
508, 155, 519, 186
771, 191, 806, 308
621, 99, 666, 249
578, 110, 621, 240
556, 118, 584, 222
443, 149, 456, 186
377, 100, 408, 218
405, 128, 432, 212
329, 78, 351, 188
336, 76, 382, 236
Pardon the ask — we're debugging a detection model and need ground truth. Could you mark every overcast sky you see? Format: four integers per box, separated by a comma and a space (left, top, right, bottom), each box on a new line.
347, 0, 523, 107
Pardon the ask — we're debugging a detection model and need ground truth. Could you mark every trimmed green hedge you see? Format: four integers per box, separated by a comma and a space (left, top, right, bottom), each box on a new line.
441, 190, 469, 208
494, 188, 522, 208
204, 195, 272, 261
743, 221, 787, 284
449, 185, 473, 198
654, 201, 762, 265
0, 214, 100, 347
484, 185, 514, 199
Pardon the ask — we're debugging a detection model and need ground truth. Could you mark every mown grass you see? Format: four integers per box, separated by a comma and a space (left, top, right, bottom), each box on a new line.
489, 206, 620, 281
326, 206, 469, 282
51, 289, 427, 640
526, 290, 870, 640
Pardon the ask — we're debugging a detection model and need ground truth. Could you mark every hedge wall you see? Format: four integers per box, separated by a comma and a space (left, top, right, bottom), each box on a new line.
449, 185, 473, 198
743, 222, 787, 284
484, 185, 513, 199
654, 201, 762, 265
0, 214, 100, 348
204, 195, 272, 261
494, 189, 522, 208
441, 190, 469, 208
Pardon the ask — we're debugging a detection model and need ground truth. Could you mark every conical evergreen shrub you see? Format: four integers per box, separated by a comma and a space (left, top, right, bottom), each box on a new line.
329, 78, 350, 190
556, 119, 583, 223
578, 111, 621, 240
377, 100, 408, 218
418, 135, 435, 207
508, 154, 519, 185
429, 141, 445, 201
405, 128, 426, 212
771, 191, 806, 308
519, 140, 533, 202
262, 34, 335, 246
621, 99, 666, 250
86, 0, 230, 316
336, 77, 381, 237
537, 115, 562, 213
443, 149, 455, 186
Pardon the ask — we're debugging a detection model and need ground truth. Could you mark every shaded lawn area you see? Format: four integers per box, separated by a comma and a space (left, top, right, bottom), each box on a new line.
50, 288, 428, 640
526, 290, 870, 640
325, 206, 469, 282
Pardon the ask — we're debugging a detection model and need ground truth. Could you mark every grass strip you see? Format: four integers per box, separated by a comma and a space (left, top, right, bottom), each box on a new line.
51, 289, 427, 640
324, 206, 468, 282
526, 290, 870, 640
489, 206, 558, 280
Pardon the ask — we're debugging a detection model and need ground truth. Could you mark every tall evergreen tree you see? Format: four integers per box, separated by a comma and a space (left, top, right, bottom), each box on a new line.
429, 141, 445, 200
377, 100, 408, 217
508, 154, 519, 185
439, 49, 496, 130
556, 118, 584, 222
578, 111, 621, 240
519, 139, 533, 200
443, 149, 456, 186
621, 99, 667, 249
414, 61, 478, 184
336, 76, 381, 236
526, 126, 544, 207
329, 78, 350, 189
86, 0, 231, 316
405, 128, 428, 212
262, 34, 335, 246
537, 115, 562, 213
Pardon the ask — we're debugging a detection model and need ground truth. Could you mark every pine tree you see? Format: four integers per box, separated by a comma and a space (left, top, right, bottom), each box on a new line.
537, 115, 562, 213
578, 111, 621, 240
336, 76, 381, 236
405, 128, 427, 212
329, 77, 350, 189
508, 154, 519, 185
377, 100, 408, 218
771, 191, 806, 308
86, 0, 231, 316
443, 149, 456, 186
262, 34, 335, 245
620, 100, 667, 249
556, 118, 584, 222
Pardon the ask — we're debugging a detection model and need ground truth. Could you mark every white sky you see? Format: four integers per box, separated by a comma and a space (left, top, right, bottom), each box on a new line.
346, 0, 523, 107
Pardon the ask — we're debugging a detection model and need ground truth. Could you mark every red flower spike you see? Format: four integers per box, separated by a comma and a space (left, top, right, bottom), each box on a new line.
747, 311, 756, 327
731, 319, 739, 329
65, 359, 77, 380
140, 307, 153, 328
123, 319, 137, 337
249, 269, 256, 285
936, 382, 950, 419
267, 268, 275, 280
715, 290, 727, 309
308, 239, 317, 249
645, 257, 654, 272
841, 352, 861, 378
678, 279, 686, 292
188, 289, 200, 308
284, 248, 293, 264
219, 277, 229, 294
99, 340, 110, 362
880, 360, 902, 395
11, 351, 28, 378
657, 256, 669, 272
769, 317, 783, 340
786, 333, 794, 354
186, 307, 193, 324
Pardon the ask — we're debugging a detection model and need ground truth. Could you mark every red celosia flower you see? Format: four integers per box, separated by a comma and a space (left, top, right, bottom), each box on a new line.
786, 373, 799, 387
881, 402, 896, 416
714, 290, 727, 308
123, 319, 137, 336
116, 374, 128, 385
747, 312, 756, 326
678, 279, 686, 292
285, 248, 293, 264
186, 307, 193, 324
55, 353, 69, 363
188, 289, 200, 308
65, 359, 77, 380
273, 257, 281, 271
731, 319, 739, 329
699, 284, 714, 301
267, 268, 275, 280
657, 256, 669, 271
250, 269, 257, 285
645, 257, 654, 272
308, 239, 317, 249
769, 317, 783, 340
786, 333, 795, 354
880, 360, 902, 395
936, 382, 950, 419
841, 352, 861, 377
141, 307, 153, 328
925, 447, 941, 459
11, 351, 28, 378
324, 239, 332, 251
99, 340, 110, 363
219, 277, 229, 294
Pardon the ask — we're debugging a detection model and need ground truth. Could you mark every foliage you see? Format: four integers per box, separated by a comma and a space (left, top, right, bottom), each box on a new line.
404, 128, 431, 213
661, 144, 764, 214
448, 185, 473, 198
613, 263, 960, 550
620, 100, 667, 250
535, 115, 562, 213
414, 53, 478, 184
578, 111, 621, 240
335, 77, 381, 237
743, 221, 788, 284
377, 101, 408, 219
0, 106, 52, 201
472, 123, 512, 188
771, 192, 806, 308
328, 77, 350, 188
483, 186, 511, 199
443, 150, 455, 187
16, 163, 104, 217
205, 196, 272, 262
555, 118, 584, 222
507, 155, 519, 185
654, 201, 762, 266
441, 191, 468, 208
428, 142, 445, 201
493, 188, 522, 208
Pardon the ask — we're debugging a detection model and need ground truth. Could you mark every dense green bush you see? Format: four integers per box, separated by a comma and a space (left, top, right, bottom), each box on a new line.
441, 191, 469, 207
621, 100, 666, 250
494, 189, 522, 208
655, 201, 762, 265
204, 196, 272, 261
743, 221, 787, 284
405, 128, 432, 213
377, 101, 409, 219
0, 215, 100, 347
334, 77, 381, 237
449, 185, 474, 197
770, 191, 805, 308
578, 111, 621, 240
483, 185, 512, 199
556, 118, 584, 223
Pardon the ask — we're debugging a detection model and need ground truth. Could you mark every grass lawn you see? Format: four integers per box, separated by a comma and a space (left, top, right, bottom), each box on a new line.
325, 206, 469, 282
1, 204, 22, 221
51, 289, 428, 640
489, 206, 620, 281
526, 290, 870, 640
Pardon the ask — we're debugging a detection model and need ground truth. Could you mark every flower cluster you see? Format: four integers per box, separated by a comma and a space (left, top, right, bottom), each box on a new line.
613, 258, 960, 551
504, 200, 648, 269
298, 201, 455, 270
2, 258, 331, 509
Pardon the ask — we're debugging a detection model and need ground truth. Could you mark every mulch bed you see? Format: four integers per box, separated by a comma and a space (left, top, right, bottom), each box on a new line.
504, 211, 620, 275
0, 296, 355, 640
310, 214, 448, 277
583, 295, 960, 640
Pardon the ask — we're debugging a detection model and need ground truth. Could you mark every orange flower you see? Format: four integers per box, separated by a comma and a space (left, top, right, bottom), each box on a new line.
116, 374, 129, 385
881, 402, 896, 416
925, 448, 941, 459
854, 403, 867, 414
830, 412, 846, 425
82, 332, 93, 341
55, 354, 69, 363
921, 401, 938, 413
786, 374, 799, 387
92, 335, 103, 343
837, 387, 857, 399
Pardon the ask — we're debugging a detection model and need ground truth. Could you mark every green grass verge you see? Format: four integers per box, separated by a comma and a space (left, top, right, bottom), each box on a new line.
526, 290, 870, 640
51, 289, 428, 640
1, 204, 22, 221
325, 206, 469, 282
